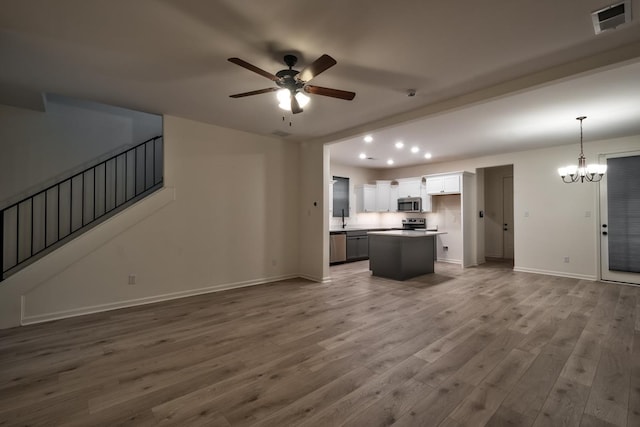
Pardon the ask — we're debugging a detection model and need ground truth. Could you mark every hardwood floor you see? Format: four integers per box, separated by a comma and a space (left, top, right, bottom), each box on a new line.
1, 261, 639, 426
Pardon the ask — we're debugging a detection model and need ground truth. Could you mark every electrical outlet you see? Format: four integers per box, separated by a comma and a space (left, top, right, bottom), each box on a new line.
128, 274, 136, 285
563, 257, 570, 263
443, 246, 449, 251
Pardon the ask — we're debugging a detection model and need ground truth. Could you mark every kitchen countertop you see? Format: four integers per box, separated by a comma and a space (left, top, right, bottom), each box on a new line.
367, 230, 446, 237
329, 226, 395, 233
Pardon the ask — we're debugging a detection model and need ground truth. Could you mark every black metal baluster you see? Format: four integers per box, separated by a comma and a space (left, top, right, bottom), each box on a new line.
57, 184, 60, 240
82, 173, 85, 226
134, 147, 138, 197
93, 168, 96, 222
30, 198, 34, 257
44, 190, 48, 249
104, 162, 107, 215
69, 178, 73, 234
153, 138, 156, 186
16, 203, 20, 265
115, 155, 119, 208
1, 209, 4, 279
144, 141, 148, 191
126, 151, 129, 202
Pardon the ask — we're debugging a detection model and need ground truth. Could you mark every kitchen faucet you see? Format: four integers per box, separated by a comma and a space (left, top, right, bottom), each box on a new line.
341, 209, 347, 229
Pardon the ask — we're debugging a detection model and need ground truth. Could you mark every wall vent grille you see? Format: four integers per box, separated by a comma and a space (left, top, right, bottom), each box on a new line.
592, 1, 631, 34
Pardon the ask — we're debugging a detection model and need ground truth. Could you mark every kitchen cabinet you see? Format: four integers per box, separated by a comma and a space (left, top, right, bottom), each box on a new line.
420, 183, 432, 212
396, 178, 422, 198
375, 180, 392, 212
389, 184, 399, 212
355, 184, 376, 213
346, 230, 369, 260
425, 174, 461, 195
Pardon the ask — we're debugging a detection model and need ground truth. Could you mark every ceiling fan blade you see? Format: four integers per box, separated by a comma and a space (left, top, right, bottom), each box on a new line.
290, 92, 303, 114
296, 54, 337, 82
229, 87, 279, 98
304, 85, 356, 100
228, 58, 279, 82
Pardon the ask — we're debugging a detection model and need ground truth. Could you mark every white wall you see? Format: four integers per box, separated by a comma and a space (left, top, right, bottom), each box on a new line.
0, 97, 161, 206
0, 115, 300, 328
298, 141, 329, 282
359, 135, 640, 280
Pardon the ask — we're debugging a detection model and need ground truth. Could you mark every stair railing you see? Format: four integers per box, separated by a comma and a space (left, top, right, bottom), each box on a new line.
1, 135, 163, 281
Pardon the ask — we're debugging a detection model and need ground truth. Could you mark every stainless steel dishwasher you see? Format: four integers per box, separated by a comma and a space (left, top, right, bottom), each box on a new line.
330, 232, 347, 264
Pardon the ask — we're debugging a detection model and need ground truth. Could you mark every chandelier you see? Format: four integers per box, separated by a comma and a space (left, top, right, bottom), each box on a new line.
558, 116, 607, 183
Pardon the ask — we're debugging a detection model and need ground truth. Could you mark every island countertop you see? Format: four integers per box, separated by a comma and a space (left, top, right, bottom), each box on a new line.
367, 230, 447, 237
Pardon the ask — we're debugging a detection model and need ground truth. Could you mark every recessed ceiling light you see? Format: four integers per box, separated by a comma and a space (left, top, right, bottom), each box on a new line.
424, 153, 432, 159
395, 141, 404, 149
387, 159, 394, 165
364, 135, 373, 143
359, 153, 366, 159
410, 146, 419, 153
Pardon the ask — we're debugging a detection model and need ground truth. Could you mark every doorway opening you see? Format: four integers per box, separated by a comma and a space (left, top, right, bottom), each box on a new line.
482, 165, 514, 266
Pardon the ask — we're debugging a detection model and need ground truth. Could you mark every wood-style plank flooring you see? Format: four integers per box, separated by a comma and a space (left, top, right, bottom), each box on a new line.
1, 260, 639, 426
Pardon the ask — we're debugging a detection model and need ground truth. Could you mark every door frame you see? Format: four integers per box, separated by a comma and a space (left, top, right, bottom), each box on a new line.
598, 150, 640, 285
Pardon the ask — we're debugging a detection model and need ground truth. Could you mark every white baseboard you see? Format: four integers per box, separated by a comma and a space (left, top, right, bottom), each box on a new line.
297, 274, 328, 283
436, 258, 462, 265
513, 266, 596, 281
21, 273, 299, 325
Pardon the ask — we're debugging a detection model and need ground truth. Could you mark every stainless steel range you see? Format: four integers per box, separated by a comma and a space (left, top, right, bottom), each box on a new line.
402, 218, 426, 230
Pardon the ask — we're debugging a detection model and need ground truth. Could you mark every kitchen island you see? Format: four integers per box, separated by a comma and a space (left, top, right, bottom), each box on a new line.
368, 230, 447, 281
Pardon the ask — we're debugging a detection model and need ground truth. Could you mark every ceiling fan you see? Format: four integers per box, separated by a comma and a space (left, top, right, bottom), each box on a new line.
227, 54, 356, 114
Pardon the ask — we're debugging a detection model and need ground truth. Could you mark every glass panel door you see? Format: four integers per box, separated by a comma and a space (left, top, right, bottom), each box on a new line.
600, 151, 640, 285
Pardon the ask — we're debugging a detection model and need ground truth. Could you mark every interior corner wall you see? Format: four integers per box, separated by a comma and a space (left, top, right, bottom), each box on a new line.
0, 115, 300, 328
0, 101, 161, 206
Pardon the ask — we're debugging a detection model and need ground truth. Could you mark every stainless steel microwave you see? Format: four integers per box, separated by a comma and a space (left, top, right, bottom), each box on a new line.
397, 197, 422, 212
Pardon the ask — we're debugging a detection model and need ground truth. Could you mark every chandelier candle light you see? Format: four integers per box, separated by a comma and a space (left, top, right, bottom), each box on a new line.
558, 116, 607, 183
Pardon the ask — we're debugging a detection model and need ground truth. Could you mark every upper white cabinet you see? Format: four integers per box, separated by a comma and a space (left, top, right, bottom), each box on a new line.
375, 180, 392, 212
425, 174, 461, 195
389, 183, 399, 212
396, 178, 422, 198
420, 178, 432, 212
355, 184, 376, 213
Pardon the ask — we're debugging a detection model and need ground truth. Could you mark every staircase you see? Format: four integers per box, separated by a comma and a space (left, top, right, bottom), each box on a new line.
1, 136, 163, 281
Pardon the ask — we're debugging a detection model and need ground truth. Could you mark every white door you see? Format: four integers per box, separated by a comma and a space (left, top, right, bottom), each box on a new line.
600, 152, 640, 285
503, 176, 514, 259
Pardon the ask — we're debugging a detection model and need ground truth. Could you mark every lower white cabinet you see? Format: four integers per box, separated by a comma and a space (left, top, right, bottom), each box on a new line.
355, 184, 376, 213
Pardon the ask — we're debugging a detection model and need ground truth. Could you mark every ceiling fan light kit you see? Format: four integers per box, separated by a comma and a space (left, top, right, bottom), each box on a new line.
228, 53, 356, 114
558, 116, 607, 183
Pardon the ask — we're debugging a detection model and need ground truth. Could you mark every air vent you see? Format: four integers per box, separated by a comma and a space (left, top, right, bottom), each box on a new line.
271, 130, 291, 138
591, 1, 631, 34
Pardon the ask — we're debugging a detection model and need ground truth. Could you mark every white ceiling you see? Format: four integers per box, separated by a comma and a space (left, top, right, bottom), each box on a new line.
1, 0, 640, 166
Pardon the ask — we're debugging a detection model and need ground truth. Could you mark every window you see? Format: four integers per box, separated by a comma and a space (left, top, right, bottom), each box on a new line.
332, 176, 349, 218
